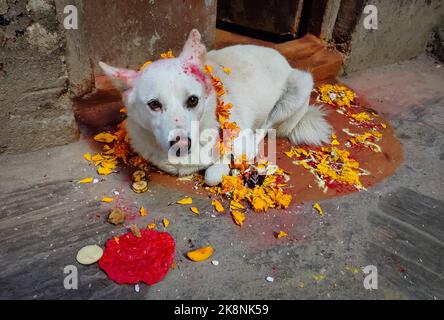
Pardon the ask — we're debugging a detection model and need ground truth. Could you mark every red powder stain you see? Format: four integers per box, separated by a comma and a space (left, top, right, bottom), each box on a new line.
182, 63, 211, 94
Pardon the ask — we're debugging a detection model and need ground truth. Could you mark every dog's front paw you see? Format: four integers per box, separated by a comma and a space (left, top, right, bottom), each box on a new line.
204, 164, 230, 186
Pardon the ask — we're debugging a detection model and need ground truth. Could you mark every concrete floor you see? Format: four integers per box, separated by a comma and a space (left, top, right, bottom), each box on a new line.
0, 54, 443, 300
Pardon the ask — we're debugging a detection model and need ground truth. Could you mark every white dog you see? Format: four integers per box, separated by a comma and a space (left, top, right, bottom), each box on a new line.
100, 29, 331, 186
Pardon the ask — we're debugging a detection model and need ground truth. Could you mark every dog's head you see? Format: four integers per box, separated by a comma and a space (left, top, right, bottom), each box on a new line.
99, 29, 216, 156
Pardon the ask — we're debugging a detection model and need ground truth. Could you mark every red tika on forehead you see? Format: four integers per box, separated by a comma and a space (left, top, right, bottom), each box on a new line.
182, 63, 211, 94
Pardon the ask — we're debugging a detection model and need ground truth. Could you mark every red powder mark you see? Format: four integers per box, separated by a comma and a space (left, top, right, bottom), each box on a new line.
182, 63, 211, 94
99, 229, 175, 285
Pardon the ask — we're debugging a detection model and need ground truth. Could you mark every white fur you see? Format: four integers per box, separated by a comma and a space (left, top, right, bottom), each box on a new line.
100, 29, 332, 186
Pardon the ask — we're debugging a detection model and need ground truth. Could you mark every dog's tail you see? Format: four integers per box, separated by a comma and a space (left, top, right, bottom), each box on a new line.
288, 105, 332, 146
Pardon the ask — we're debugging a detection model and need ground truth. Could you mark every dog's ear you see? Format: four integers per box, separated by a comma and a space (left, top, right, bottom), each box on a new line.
180, 29, 206, 65
99, 61, 139, 91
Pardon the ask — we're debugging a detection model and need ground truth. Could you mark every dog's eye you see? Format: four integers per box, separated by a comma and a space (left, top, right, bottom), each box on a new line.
186, 95, 199, 108
148, 100, 162, 111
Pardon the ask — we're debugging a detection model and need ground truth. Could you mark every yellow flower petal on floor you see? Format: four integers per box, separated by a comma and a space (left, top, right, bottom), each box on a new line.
147, 223, 156, 230
231, 210, 245, 227
163, 218, 170, 228
187, 246, 214, 262
98, 167, 113, 176
102, 197, 114, 203
223, 67, 231, 74
212, 200, 225, 213
230, 200, 244, 210
177, 197, 193, 205
83, 153, 92, 161
93, 132, 117, 143
277, 231, 288, 239
139, 206, 147, 217
79, 177, 93, 184
313, 203, 324, 216
190, 207, 200, 215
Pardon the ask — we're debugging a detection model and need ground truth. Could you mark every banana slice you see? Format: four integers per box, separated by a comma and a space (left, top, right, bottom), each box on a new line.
76, 245, 103, 265
131, 180, 149, 193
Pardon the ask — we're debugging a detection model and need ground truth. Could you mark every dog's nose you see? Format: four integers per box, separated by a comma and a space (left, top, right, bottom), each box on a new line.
169, 136, 192, 156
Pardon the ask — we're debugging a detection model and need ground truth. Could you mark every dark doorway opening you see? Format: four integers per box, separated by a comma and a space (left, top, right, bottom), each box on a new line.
216, 0, 332, 43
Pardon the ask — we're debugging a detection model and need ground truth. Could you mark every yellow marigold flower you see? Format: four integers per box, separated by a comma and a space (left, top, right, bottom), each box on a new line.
250, 187, 275, 212
160, 50, 174, 59
83, 153, 92, 161
231, 210, 245, 227
139, 206, 147, 217
79, 177, 93, 184
313, 203, 324, 216
230, 200, 245, 210
204, 65, 213, 74
177, 197, 193, 205
94, 132, 117, 144
98, 167, 113, 176
139, 60, 153, 71
277, 231, 288, 239
212, 200, 225, 213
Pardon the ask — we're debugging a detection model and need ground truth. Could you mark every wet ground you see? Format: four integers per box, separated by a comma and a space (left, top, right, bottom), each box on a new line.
0, 54, 443, 300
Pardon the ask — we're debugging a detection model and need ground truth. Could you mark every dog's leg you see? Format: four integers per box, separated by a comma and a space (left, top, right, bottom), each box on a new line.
263, 69, 331, 146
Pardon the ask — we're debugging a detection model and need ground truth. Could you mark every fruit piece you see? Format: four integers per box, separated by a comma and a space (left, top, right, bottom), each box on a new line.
177, 197, 193, 205
131, 181, 149, 193
132, 170, 146, 182
76, 245, 103, 265
187, 246, 214, 262
212, 200, 224, 213
108, 208, 125, 225
231, 211, 245, 227
190, 207, 199, 215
